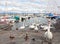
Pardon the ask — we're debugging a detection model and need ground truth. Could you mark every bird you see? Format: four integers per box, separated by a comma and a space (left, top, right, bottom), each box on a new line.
24, 33, 29, 41
34, 25, 38, 32
29, 23, 35, 29
20, 26, 25, 29
9, 35, 15, 40
44, 19, 53, 44
19, 22, 25, 29
32, 38, 36, 41
16, 28, 18, 30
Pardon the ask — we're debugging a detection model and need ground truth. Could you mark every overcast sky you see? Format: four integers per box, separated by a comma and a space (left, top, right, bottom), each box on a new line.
0, 0, 60, 13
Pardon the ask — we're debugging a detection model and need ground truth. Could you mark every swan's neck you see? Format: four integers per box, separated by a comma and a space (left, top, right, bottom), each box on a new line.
23, 22, 24, 26
36, 26, 37, 28
47, 24, 51, 32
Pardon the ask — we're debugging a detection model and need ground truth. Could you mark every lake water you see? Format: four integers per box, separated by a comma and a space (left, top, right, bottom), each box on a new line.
12, 17, 48, 30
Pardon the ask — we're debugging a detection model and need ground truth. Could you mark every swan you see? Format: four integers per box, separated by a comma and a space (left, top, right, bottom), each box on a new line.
29, 23, 35, 29
44, 20, 53, 42
34, 26, 38, 31
36, 23, 40, 26
19, 22, 25, 29
41, 25, 49, 30
34, 26, 38, 32
41, 24, 54, 31
20, 25, 25, 29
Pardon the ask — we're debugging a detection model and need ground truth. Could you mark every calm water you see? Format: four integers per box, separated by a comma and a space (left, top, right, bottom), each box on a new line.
12, 17, 48, 30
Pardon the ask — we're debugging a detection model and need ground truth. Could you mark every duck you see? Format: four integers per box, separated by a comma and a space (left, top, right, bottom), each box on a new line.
9, 34, 15, 40
16, 28, 18, 30
24, 33, 29, 41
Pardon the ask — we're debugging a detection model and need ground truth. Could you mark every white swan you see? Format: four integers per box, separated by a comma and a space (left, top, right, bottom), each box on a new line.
41, 25, 49, 30
44, 20, 53, 40
36, 23, 40, 26
20, 26, 25, 29
29, 23, 35, 29
19, 22, 25, 29
29, 24, 35, 29
34, 26, 38, 31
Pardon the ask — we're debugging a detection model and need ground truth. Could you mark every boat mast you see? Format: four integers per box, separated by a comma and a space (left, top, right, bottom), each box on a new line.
5, 0, 8, 16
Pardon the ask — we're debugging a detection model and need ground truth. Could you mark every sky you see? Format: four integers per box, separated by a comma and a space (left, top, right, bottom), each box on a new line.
0, 0, 60, 13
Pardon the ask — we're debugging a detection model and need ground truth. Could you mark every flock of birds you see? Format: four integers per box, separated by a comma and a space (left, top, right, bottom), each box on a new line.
9, 19, 53, 44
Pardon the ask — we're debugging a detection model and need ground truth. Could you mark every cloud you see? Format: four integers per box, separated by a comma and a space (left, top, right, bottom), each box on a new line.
0, 0, 60, 13
0, 1, 47, 13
